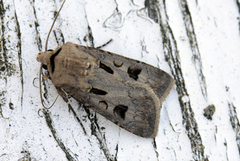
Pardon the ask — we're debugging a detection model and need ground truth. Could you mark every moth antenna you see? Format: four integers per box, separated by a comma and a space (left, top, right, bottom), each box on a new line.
39, 66, 60, 109
45, 0, 66, 51
96, 39, 113, 49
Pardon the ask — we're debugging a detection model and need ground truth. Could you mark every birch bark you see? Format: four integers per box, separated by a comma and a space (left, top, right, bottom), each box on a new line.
0, 0, 239, 160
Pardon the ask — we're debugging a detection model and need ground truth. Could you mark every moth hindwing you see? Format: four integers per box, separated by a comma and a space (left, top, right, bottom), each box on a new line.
37, 42, 174, 138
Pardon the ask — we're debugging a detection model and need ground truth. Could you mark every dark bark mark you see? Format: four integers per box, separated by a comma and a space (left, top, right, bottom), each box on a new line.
0, 0, 7, 114
14, 11, 23, 106
87, 25, 94, 47
42, 109, 77, 161
83, 106, 114, 161
178, 0, 208, 100
228, 102, 240, 155
145, 0, 161, 23
236, 0, 240, 33
145, 0, 207, 160
203, 104, 215, 120
30, 1, 42, 51
152, 139, 159, 159
0, 0, 23, 109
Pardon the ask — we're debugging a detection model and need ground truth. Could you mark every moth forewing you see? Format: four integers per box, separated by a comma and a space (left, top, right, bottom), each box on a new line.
37, 42, 174, 138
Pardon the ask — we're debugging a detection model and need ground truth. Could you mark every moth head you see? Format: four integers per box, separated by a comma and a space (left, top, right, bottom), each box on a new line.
37, 0, 66, 72
36, 50, 54, 68
37, 0, 67, 110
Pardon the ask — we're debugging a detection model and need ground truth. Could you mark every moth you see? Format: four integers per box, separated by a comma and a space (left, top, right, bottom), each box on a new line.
37, 0, 174, 138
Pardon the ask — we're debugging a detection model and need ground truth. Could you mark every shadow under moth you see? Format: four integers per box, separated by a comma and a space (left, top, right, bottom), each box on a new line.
37, 0, 174, 138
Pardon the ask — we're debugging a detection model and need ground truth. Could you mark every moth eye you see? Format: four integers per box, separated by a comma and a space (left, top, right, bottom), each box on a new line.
99, 101, 108, 109
100, 62, 114, 74
42, 65, 47, 70
113, 60, 123, 67
114, 105, 128, 120
47, 49, 54, 52
90, 87, 108, 95
127, 65, 142, 80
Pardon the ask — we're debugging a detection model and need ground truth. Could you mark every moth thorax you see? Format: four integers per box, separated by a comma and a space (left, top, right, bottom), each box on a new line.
62, 57, 92, 76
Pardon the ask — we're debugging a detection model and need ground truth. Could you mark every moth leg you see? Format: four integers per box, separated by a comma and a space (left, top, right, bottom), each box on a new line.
56, 87, 87, 135
56, 87, 68, 102
96, 39, 113, 49
43, 73, 50, 80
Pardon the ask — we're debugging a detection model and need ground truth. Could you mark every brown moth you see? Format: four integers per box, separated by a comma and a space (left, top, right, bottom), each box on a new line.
37, 0, 174, 138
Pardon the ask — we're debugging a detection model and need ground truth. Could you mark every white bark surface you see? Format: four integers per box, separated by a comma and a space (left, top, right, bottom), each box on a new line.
0, 0, 240, 160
